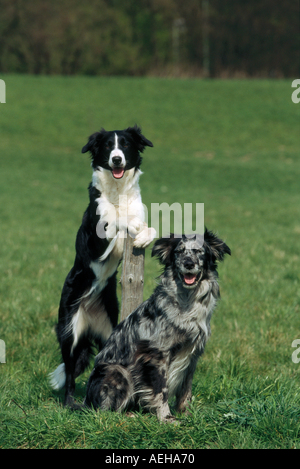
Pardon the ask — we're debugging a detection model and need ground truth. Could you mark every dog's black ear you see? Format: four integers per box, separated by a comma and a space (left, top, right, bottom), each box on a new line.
204, 228, 231, 262
125, 125, 153, 152
151, 234, 180, 265
81, 129, 106, 154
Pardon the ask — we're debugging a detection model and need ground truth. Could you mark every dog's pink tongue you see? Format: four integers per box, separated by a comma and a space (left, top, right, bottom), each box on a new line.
112, 168, 125, 179
184, 274, 197, 285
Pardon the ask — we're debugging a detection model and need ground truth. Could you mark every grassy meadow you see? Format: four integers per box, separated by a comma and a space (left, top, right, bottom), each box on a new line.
0, 75, 300, 449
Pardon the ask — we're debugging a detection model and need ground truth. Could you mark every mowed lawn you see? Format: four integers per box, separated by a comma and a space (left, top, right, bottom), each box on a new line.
0, 75, 300, 449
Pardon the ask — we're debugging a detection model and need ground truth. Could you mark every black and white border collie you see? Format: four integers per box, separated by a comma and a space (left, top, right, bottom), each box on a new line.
49, 125, 155, 407
84, 230, 231, 422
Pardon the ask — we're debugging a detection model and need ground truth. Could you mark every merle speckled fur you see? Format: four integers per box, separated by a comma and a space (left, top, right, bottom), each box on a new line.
85, 229, 231, 422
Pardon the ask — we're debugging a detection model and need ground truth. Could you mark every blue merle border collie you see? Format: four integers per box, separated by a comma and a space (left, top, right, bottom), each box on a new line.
49, 125, 155, 407
84, 230, 231, 422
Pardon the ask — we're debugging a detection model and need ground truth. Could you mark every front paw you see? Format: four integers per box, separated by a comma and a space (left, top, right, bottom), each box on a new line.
127, 217, 145, 238
133, 226, 156, 248
162, 416, 180, 425
156, 404, 179, 425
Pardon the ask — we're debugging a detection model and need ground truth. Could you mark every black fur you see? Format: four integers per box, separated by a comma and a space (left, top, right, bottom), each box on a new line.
50, 126, 154, 407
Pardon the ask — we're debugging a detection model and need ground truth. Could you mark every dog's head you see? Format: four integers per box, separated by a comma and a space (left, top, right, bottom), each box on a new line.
81, 125, 153, 179
152, 229, 231, 289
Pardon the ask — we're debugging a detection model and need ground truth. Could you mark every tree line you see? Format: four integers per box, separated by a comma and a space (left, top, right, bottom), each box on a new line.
0, 0, 298, 77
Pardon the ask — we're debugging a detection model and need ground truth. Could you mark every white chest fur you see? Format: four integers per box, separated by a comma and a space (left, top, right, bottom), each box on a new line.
92, 167, 155, 251
93, 168, 145, 239
89, 167, 147, 290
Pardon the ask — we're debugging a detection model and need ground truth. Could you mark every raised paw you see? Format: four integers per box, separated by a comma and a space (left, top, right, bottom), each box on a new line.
133, 226, 156, 248
127, 217, 145, 239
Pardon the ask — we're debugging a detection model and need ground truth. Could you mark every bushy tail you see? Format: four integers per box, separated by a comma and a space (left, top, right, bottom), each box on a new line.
49, 363, 66, 390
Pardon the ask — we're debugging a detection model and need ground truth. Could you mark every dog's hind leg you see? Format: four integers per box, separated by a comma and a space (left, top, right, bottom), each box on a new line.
51, 274, 119, 407
85, 364, 133, 412
51, 303, 93, 407
62, 336, 93, 408
63, 357, 77, 408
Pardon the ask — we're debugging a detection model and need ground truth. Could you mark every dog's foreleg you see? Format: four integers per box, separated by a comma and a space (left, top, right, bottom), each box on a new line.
174, 359, 197, 414
134, 351, 174, 422
155, 390, 179, 425
175, 387, 192, 414
156, 396, 172, 422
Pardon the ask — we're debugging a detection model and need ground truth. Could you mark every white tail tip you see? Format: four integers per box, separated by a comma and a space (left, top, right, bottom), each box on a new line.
49, 363, 66, 390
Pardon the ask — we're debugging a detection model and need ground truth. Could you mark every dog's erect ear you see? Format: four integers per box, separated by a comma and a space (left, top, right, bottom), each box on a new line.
81, 129, 106, 154
204, 228, 231, 262
125, 125, 153, 152
151, 234, 180, 265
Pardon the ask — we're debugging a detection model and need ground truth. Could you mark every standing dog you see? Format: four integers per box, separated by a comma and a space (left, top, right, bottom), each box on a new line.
49, 125, 155, 407
84, 230, 231, 422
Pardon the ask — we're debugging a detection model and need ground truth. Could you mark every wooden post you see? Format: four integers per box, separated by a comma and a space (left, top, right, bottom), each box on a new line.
120, 233, 145, 322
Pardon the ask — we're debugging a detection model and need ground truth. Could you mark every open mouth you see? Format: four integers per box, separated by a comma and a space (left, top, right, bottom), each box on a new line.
181, 272, 201, 288
112, 167, 125, 179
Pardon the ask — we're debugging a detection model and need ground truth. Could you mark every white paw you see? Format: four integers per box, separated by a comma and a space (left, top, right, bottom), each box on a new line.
133, 226, 156, 248
127, 217, 145, 238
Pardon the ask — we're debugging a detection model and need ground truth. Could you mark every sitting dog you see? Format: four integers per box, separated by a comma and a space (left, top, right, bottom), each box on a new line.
84, 229, 231, 422
49, 125, 155, 407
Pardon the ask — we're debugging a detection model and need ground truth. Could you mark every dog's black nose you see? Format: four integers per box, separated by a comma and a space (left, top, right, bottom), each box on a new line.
183, 258, 195, 270
112, 156, 122, 166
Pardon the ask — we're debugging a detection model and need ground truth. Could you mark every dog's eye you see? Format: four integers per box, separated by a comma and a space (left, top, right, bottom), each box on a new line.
120, 139, 128, 148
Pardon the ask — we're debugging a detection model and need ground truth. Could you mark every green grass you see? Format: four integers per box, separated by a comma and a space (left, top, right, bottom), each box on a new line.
1, 75, 300, 449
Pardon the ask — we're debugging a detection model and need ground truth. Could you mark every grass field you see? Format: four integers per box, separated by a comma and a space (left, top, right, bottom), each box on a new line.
0, 75, 300, 449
